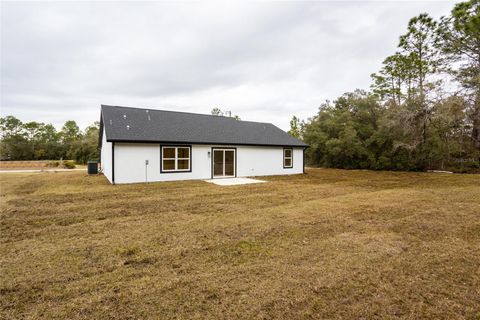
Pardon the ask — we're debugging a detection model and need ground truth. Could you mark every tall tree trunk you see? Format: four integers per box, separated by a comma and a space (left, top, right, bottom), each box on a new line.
407, 78, 412, 104
397, 77, 402, 106
391, 78, 396, 107
418, 43, 427, 146
472, 93, 480, 151
419, 77, 427, 144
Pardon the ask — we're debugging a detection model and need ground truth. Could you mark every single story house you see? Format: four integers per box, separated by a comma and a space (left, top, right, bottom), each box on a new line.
99, 105, 308, 184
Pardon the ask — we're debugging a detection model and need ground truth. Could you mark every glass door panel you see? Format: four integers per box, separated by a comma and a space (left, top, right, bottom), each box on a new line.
213, 150, 224, 177
224, 150, 235, 176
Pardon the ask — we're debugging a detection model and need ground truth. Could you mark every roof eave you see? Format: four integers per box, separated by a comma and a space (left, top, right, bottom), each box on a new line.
106, 139, 308, 148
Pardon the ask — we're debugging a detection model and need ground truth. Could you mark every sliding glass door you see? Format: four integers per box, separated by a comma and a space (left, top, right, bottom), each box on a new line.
212, 148, 235, 178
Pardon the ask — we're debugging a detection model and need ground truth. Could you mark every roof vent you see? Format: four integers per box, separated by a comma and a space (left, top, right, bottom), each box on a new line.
147, 115, 151, 121
109, 120, 112, 125
126, 125, 130, 130
123, 114, 127, 119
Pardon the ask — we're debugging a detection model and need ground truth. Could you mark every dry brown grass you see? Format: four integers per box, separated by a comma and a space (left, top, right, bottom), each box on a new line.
0, 161, 52, 170
0, 161, 84, 170
1, 169, 479, 319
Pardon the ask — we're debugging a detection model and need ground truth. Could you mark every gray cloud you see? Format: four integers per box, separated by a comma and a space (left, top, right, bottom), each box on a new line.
1, 1, 456, 131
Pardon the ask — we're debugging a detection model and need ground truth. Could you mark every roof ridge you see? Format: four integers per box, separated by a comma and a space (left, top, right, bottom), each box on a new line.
100, 104, 273, 126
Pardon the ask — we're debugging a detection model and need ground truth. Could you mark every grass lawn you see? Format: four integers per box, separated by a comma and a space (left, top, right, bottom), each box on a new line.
0, 161, 85, 171
1, 169, 479, 319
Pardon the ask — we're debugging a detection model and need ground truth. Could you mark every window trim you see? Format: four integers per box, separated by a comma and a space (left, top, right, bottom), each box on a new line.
283, 147, 293, 169
160, 145, 192, 173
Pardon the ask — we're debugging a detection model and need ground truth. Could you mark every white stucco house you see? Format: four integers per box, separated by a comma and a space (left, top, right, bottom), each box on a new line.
99, 105, 308, 184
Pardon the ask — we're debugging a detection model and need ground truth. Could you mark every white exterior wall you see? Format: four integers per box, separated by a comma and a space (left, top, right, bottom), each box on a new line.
100, 127, 113, 183
111, 143, 304, 184
236, 146, 303, 177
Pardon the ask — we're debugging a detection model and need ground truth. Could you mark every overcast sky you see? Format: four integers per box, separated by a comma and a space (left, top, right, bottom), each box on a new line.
1, 1, 456, 131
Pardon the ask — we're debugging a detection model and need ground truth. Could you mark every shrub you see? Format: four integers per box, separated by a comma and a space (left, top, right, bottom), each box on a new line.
47, 161, 60, 167
63, 161, 76, 169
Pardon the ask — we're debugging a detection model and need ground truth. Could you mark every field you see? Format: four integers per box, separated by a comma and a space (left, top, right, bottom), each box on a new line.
1, 169, 479, 319
0, 161, 84, 171
0, 160, 53, 170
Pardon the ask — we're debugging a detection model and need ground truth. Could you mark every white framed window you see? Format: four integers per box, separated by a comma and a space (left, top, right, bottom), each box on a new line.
161, 146, 191, 172
283, 148, 293, 168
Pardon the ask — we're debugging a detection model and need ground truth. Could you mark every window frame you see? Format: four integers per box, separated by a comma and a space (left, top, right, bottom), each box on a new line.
283, 148, 293, 169
160, 145, 192, 173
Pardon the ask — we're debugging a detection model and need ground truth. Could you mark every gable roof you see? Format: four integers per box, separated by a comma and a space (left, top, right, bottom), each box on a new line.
100, 105, 308, 148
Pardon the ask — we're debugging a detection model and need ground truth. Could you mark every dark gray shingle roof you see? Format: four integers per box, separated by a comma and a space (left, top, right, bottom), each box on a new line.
100, 105, 307, 147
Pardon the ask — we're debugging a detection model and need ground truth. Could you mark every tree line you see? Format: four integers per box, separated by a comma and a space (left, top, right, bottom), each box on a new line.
0, 107, 238, 164
290, 0, 479, 172
0, 116, 99, 164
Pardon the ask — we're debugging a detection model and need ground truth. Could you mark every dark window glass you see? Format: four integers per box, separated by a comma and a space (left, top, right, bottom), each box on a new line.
163, 160, 175, 170
177, 159, 189, 170
163, 147, 175, 158
177, 147, 189, 158
284, 158, 292, 167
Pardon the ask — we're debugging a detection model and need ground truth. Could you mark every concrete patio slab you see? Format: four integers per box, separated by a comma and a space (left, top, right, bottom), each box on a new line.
204, 177, 267, 186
